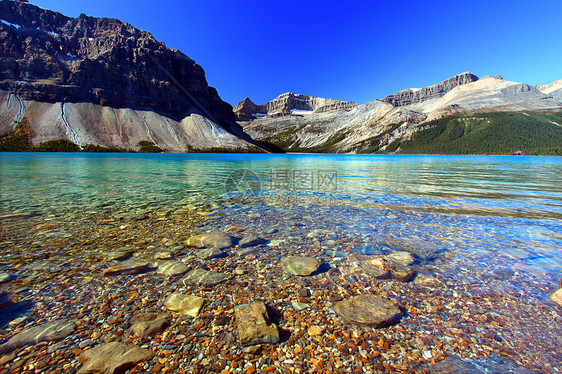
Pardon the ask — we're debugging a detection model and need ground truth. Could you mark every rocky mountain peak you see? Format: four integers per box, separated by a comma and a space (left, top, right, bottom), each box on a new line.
234, 92, 357, 121
0, 0, 234, 126
382, 72, 480, 107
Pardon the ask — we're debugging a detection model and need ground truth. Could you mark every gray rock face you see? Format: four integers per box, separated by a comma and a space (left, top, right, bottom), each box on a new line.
77, 342, 154, 374
156, 261, 189, 277
429, 354, 536, 374
0, 319, 76, 354
234, 302, 279, 345
180, 268, 231, 287
382, 72, 479, 107
334, 294, 402, 327
234, 92, 357, 121
281, 256, 321, 276
163, 293, 205, 317
184, 232, 234, 249
128, 313, 171, 339
102, 260, 152, 276
0, 1, 256, 152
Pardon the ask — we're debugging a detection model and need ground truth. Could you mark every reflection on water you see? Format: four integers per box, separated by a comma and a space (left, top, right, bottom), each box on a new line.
1, 152, 561, 280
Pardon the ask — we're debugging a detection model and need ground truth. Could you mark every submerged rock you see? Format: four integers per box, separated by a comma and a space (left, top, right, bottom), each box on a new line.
385, 251, 416, 266
291, 301, 310, 311
105, 246, 135, 261
128, 313, 171, 339
154, 250, 173, 260
234, 302, 279, 345
414, 273, 440, 287
164, 293, 205, 317
180, 268, 231, 287
102, 260, 152, 276
195, 247, 226, 260
0, 319, 76, 354
77, 342, 154, 374
156, 261, 189, 277
429, 354, 535, 373
550, 289, 562, 307
0, 272, 16, 283
184, 232, 233, 249
334, 294, 402, 327
239, 235, 266, 248
281, 256, 320, 276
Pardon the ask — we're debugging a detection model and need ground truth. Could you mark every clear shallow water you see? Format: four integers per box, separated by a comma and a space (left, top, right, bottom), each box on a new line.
1, 153, 561, 287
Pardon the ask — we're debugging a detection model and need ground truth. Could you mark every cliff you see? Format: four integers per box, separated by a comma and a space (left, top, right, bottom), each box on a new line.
0, 0, 256, 151
381, 72, 479, 107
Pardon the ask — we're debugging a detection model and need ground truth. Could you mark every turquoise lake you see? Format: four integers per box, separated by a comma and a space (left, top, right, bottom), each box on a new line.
1, 153, 561, 293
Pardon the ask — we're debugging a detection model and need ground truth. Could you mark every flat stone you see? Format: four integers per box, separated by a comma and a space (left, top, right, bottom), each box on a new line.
413, 273, 440, 287
234, 302, 279, 345
105, 248, 134, 261
385, 251, 415, 266
429, 354, 535, 374
156, 261, 188, 277
154, 251, 173, 260
195, 247, 226, 260
77, 342, 154, 374
184, 232, 233, 249
0, 319, 76, 354
308, 325, 324, 336
163, 293, 205, 317
0, 272, 16, 283
239, 235, 265, 248
237, 247, 257, 257
281, 256, 320, 276
267, 239, 284, 247
325, 250, 348, 258
129, 313, 171, 339
102, 260, 152, 276
550, 288, 562, 307
334, 294, 402, 327
180, 268, 231, 287
291, 301, 310, 311
307, 229, 334, 238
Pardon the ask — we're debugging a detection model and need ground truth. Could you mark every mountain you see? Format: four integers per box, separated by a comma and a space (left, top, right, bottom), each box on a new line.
234, 93, 357, 121
242, 73, 562, 154
0, 0, 257, 152
381, 72, 479, 107
536, 79, 562, 101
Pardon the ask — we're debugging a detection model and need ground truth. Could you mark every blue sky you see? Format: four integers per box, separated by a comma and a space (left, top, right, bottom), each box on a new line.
34, 0, 562, 106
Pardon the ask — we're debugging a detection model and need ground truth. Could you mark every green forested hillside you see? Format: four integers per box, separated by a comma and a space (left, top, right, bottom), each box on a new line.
396, 112, 562, 155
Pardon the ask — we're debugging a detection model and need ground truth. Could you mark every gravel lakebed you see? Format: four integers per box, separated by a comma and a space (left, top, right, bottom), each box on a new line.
1, 200, 561, 374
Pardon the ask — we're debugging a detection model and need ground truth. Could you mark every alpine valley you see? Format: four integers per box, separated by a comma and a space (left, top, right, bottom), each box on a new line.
1, 1, 561, 154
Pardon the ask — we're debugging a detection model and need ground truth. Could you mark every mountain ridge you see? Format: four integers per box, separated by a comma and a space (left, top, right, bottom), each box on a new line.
234, 92, 357, 121
242, 72, 562, 154
0, 0, 257, 152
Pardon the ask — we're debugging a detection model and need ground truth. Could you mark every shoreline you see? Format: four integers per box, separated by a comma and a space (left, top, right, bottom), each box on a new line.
1, 203, 561, 373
